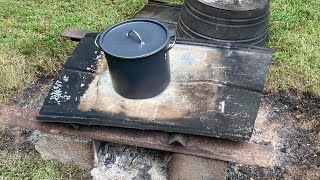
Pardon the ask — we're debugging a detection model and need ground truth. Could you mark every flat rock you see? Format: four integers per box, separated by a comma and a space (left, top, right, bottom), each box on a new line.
35, 132, 94, 169
168, 154, 227, 180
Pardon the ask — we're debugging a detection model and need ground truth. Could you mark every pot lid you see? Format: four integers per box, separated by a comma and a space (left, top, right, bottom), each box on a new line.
99, 19, 170, 59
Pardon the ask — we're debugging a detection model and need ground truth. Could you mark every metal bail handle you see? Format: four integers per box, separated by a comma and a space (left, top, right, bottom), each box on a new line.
165, 35, 177, 52
95, 33, 102, 49
127, 30, 143, 43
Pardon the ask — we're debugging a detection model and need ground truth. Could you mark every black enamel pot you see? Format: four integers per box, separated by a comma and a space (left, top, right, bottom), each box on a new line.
95, 19, 176, 99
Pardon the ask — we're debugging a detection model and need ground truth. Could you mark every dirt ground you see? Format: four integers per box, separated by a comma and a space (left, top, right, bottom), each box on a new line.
2, 78, 320, 179
1, 77, 53, 153
228, 91, 320, 179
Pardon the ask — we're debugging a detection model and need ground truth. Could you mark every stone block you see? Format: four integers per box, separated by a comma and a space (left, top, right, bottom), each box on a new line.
35, 132, 97, 169
168, 154, 227, 180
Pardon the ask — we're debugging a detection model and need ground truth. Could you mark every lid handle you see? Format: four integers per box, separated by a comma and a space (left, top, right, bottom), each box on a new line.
127, 30, 143, 43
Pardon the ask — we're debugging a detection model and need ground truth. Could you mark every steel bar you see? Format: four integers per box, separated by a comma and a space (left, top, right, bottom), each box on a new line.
0, 105, 273, 167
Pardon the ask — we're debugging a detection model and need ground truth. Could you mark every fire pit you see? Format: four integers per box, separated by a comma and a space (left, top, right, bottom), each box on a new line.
37, 1, 273, 141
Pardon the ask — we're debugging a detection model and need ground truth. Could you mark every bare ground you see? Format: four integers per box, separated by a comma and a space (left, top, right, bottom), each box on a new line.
2, 78, 320, 179
228, 90, 320, 179
1, 76, 53, 153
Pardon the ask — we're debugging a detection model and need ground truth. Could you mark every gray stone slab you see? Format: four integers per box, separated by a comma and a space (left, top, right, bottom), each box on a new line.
168, 154, 227, 180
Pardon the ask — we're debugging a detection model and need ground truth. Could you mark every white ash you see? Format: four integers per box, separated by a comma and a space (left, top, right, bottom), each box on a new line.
62, 75, 69, 82
49, 80, 71, 105
86, 67, 95, 72
91, 143, 170, 180
95, 54, 102, 60
86, 62, 97, 73
28, 130, 41, 144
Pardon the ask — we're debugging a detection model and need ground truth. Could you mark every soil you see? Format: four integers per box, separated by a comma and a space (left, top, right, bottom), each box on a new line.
2, 77, 320, 179
0, 77, 53, 154
0, 126, 36, 153
228, 90, 320, 179
7, 76, 53, 111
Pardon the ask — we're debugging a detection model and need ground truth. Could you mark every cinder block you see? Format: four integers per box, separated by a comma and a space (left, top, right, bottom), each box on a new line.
168, 154, 227, 180
35, 132, 99, 169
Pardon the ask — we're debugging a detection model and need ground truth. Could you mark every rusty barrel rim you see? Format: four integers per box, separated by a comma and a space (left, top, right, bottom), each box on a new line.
177, 0, 269, 46
197, 0, 269, 11
177, 18, 268, 46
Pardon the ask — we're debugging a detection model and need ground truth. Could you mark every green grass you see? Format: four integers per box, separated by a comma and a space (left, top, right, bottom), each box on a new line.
267, 0, 320, 96
0, 126, 88, 179
0, 0, 146, 103
0, 151, 88, 179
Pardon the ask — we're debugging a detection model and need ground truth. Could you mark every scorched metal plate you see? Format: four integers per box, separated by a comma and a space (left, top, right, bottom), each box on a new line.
37, 33, 273, 141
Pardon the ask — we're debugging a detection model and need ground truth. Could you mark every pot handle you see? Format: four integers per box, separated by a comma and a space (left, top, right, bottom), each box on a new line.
127, 30, 143, 43
165, 35, 177, 52
95, 33, 102, 49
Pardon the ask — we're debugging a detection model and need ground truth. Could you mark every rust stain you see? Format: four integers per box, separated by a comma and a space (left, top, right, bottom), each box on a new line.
78, 52, 188, 120
169, 44, 225, 82
78, 46, 223, 122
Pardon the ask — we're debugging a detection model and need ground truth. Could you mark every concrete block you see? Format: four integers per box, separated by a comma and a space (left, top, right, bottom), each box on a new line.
35, 132, 97, 169
168, 154, 227, 180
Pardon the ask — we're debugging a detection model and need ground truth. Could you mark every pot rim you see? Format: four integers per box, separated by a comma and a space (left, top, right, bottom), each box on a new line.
99, 18, 171, 59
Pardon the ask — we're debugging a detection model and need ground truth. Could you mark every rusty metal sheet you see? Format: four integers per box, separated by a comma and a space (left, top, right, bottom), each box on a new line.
0, 105, 273, 167
37, 34, 272, 141
43, 0, 273, 142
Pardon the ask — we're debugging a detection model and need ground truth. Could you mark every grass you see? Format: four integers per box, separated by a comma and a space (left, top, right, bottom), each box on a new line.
0, 0, 319, 178
0, 0, 146, 103
0, 151, 88, 179
0, 126, 88, 179
267, 0, 320, 96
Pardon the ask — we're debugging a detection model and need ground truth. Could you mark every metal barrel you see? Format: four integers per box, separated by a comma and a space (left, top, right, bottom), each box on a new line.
177, 0, 269, 46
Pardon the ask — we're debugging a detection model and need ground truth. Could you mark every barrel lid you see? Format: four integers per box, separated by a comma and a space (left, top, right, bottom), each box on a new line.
99, 19, 170, 59
197, 0, 268, 11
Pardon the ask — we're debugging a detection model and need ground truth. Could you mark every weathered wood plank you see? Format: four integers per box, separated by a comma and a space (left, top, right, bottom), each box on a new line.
0, 105, 274, 168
